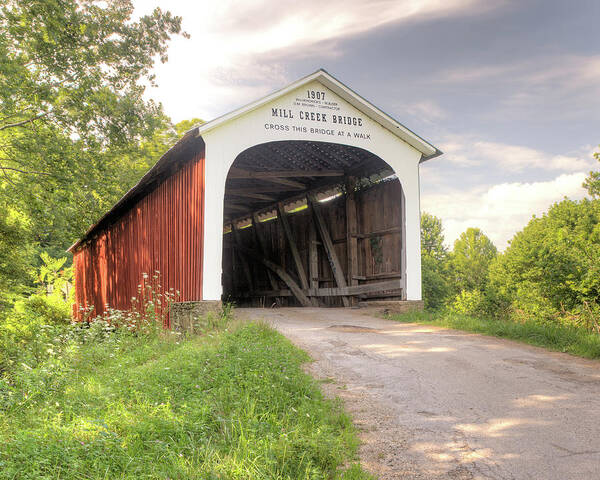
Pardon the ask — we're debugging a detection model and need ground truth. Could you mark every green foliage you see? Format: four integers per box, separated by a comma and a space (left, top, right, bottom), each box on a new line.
0, 319, 372, 479
445, 228, 497, 316
390, 310, 600, 359
37, 252, 67, 286
449, 228, 497, 294
0, 0, 184, 145
0, 0, 186, 256
421, 212, 447, 261
489, 198, 600, 324
0, 2, 202, 323
452, 289, 486, 315
583, 147, 599, 197
0, 207, 34, 313
420, 212, 451, 309
421, 255, 451, 310
18, 293, 71, 325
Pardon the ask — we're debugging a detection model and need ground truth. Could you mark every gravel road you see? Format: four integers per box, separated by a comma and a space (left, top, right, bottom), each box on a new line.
237, 307, 600, 480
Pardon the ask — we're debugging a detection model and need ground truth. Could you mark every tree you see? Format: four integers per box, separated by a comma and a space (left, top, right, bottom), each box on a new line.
420, 212, 451, 309
584, 147, 599, 197
489, 198, 600, 322
0, 207, 34, 313
421, 212, 447, 260
0, 0, 187, 312
450, 228, 497, 294
0, 0, 186, 252
0, 0, 184, 147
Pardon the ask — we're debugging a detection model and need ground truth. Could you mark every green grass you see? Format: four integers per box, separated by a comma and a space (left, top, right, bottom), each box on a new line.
0, 321, 372, 479
390, 310, 600, 359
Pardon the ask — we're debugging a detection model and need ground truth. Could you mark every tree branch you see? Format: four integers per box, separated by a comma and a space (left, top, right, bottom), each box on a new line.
0, 113, 47, 132
0, 165, 53, 176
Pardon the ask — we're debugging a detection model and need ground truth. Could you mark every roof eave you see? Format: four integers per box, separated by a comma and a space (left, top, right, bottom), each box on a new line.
420, 148, 444, 163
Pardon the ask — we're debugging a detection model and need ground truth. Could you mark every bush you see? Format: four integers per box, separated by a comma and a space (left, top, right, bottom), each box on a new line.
18, 294, 71, 325
489, 198, 600, 326
452, 289, 486, 316
422, 255, 451, 310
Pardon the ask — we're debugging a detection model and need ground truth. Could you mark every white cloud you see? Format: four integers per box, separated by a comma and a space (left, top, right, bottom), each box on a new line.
438, 136, 596, 172
132, 0, 488, 120
435, 55, 600, 116
437, 55, 600, 90
404, 100, 448, 123
421, 172, 589, 249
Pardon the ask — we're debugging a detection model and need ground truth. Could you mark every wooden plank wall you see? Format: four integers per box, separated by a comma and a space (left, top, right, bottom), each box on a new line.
222, 178, 404, 306
73, 151, 205, 323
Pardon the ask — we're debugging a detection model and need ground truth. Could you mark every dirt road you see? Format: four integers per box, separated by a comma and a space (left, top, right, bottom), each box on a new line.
237, 307, 600, 480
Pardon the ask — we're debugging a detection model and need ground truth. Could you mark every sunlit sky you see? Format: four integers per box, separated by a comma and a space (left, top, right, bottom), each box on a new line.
134, 0, 600, 249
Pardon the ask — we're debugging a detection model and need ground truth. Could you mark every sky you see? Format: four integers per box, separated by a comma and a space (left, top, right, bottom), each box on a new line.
134, 0, 600, 250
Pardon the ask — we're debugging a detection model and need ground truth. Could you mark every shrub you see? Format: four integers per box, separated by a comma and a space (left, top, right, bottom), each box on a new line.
422, 255, 451, 310
18, 294, 71, 325
452, 289, 486, 316
489, 198, 600, 325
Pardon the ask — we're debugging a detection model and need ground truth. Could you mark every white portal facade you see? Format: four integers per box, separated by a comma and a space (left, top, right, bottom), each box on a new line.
196, 70, 440, 302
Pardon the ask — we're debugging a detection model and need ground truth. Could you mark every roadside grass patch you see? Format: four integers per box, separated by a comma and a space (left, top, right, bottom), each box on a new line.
390, 310, 600, 359
0, 321, 372, 479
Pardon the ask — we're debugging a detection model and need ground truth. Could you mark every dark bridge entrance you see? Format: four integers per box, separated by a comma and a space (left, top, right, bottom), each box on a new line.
221, 140, 406, 307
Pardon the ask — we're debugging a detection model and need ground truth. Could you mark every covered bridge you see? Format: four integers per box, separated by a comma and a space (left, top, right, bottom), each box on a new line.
69, 70, 441, 320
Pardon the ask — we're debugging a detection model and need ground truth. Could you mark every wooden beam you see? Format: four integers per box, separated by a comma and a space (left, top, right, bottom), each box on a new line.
235, 244, 312, 307
227, 180, 346, 226
345, 176, 359, 306
227, 192, 275, 201
231, 224, 254, 292
252, 213, 280, 294
236, 289, 292, 298
235, 279, 402, 298
308, 213, 319, 306
353, 272, 402, 281
308, 193, 350, 307
227, 186, 298, 194
277, 202, 309, 290
353, 226, 402, 238
313, 279, 401, 297
228, 168, 344, 179
261, 177, 306, 189
226, 204, 251, 212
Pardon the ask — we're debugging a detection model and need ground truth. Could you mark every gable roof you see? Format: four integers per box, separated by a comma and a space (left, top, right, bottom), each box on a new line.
193, 69, 441, 161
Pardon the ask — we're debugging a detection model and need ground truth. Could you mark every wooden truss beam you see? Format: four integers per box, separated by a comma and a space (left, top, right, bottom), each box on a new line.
227, 186, 300, 194
227, 180, 344, 226
231, 223, 254, 291
308, 193, 350, 307
308, 214, 319, 306
277, 202, 309, 290
226, 203, 251, 212
235, 244, 312, 307
235, 279, 402, 298
261, 177, 306, 189
345, 176, 359, 307
252, 213, 280, 294
227, 192, 275, 201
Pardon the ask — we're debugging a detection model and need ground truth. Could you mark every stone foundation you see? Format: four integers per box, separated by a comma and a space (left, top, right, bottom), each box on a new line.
358, 300, 424, 316
170, 300, 223, 333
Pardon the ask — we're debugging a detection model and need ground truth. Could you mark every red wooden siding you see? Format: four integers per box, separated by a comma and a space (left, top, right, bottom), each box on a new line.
73, 152, 205, 322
